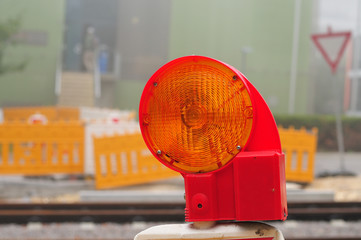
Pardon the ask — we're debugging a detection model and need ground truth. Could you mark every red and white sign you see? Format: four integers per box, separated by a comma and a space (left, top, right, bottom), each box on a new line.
311, 29, 351, 73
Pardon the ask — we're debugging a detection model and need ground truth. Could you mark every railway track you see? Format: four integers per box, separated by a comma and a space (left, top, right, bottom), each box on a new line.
287, 238, 361, 240
0, 201, 360, 223
2, 238, 361, 240
287, 201, 361, 221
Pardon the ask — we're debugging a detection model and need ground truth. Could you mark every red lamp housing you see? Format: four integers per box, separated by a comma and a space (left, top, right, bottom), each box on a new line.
139, 55, 287, 222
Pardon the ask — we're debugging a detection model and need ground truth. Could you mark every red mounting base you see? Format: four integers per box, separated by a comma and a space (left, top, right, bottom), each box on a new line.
184, 151, 287, 222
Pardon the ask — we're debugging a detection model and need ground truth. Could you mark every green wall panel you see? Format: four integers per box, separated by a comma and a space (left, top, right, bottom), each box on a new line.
169, 0, 313, 114
0, 0, 65, 106
115, 80, 145, 114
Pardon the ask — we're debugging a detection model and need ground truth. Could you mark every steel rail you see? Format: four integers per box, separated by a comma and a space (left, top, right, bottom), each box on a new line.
2, 238, 361, 240
0, 201, 360, 223
287, 238, 361, 240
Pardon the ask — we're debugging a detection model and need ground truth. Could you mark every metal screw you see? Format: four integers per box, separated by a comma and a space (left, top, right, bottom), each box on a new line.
156, 150, 162, 155
232, 75, 238, 81
153, 82, 158, 87
237, 145, 241, 150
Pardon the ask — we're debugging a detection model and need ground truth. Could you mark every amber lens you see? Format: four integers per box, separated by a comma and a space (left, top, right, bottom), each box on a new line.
140, 57, 253, 173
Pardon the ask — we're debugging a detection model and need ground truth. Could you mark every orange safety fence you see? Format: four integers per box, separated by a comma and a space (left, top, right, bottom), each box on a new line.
3, 107, 79, 122
0, 120, 318, 185
278, 126, 318, 183
93, 133, 179, 189
0, 122, 84, 175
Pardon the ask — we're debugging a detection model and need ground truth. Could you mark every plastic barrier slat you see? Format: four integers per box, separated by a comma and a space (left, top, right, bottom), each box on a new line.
84, 120, 140, 175
0, 122, 84, 175
93, 133, 179, 189
3, 107, 79, 122
279, 126, 318, 183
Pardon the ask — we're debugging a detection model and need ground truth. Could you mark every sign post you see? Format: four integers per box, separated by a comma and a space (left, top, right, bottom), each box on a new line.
311, 28, 351, 174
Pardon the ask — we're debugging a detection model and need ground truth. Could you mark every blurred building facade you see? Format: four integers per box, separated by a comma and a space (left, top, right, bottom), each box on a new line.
168, 0, 314, 114
0, 0, 346, 116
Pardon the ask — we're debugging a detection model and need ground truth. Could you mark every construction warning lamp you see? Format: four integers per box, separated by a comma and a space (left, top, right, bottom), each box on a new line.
139, 56, 287, 222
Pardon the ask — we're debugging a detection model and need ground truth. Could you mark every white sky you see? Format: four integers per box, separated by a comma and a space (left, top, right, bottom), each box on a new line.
318, 0, 360, 32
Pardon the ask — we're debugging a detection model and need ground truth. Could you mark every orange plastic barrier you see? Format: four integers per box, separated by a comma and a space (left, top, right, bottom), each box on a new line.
3, 107, 79, 122
0, 122, 84, 175
56, 107, 80, 121
93, 133, 179, 189
278, 126, 318, 183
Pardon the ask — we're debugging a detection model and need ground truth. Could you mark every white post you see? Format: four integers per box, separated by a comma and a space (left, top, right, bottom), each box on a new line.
55, 55, 62, 96
241, 47, 252, 75
350, 0, 361, 113
94, 49, 101, 98
333, 73, 346, 172
288, 0, 301, 114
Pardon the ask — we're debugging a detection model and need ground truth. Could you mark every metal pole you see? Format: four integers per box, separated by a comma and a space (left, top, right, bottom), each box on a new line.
288, 0, 301, 114
241, 47, 252, 75
55, 54, 62, 96
333, 73, 346, 172
350, 0, 361, 113
94, 49, 101, 98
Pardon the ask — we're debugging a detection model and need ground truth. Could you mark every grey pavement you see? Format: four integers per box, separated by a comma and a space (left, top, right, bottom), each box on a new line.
315, 152, 361, 176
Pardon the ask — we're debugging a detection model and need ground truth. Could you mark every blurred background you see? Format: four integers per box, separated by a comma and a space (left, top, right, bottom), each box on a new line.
0, 0, 360, 115
0, 0, 361, 239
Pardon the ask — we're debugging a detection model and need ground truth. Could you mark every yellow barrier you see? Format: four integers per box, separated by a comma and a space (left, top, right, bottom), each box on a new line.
0, 122, 84, 175
3, 107, 79, 122
56, 107, 80, 121
278, 126, 318, 183
0, 118, 316, 185
93, 133, 179, 189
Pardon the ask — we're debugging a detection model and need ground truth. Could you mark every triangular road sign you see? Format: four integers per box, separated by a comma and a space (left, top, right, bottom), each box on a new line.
311, 30, 351, 73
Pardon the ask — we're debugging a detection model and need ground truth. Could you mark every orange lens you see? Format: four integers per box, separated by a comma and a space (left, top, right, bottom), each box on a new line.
140, 56, 253, 173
